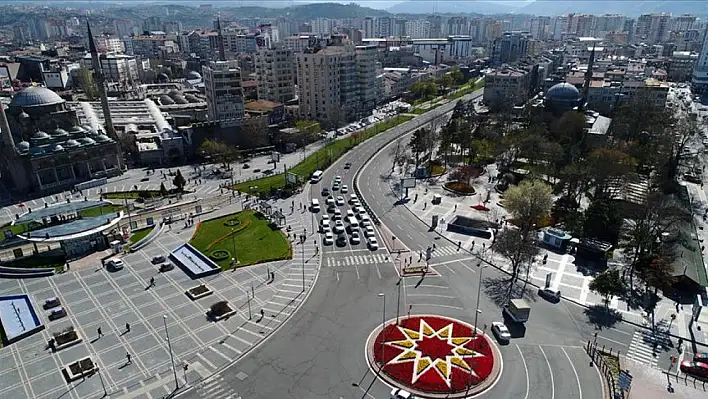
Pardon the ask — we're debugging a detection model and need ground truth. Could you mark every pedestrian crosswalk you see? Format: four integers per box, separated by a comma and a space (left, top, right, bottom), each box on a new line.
195, 375, 240, 399
326, 253, 389, 267
626, 330, 668, 368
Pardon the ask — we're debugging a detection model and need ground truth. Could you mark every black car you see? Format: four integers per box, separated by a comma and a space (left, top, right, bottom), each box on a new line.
140, 177, 150, 182
159, 263, 174, 272
242, 163, 250, 169
253, 168, 261, 173
344, 162, 352, 169
321, 187, 331, 197
336, 234, 347, 246
152, 255, 166, 264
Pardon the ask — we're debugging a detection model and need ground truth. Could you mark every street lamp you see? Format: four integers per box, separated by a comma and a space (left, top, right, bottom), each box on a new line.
97, 366, 107, 397
378, 292, 386, 368
230, 228, 237, 267
163, 315, 179, 390
396, 277, 402, 325
473, 264, 488, 336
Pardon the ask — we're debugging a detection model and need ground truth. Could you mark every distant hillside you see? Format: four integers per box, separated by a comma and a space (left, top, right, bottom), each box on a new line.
387, 0, 518, 15
518, 1, 708, 17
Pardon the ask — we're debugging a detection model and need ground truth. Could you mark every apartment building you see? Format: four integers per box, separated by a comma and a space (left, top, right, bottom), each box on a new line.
482, 66, 530, 106
489, 32, 531, 66
405, 20, 431, 39
128, 35, 178, 59
254, 46, 296, 104
79, 53, 139, 84
202, 60, 245, 121
692, 29, 708, 94
356, 44, 378, 114
635, 13, 671, 44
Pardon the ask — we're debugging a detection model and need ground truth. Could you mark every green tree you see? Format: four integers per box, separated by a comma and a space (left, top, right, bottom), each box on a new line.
77, 66, 98, 101
199, 139, 236, 166
583, 197, 623, 245
159, 182, 168, 197
589, 269, 624, 308
504, 179, 554, 237
449, 66, 464, 86
173, 170, 186, 192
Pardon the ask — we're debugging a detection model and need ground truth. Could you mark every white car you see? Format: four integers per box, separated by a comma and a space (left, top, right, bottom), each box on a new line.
491, 321, 511, 343
349, 194, 359, 204
341, 184, 348, 194
334, 220, 345, 234
320, 219, 331, 232
333, 208, 342, 220
336, 196, 345, 206
351, 199, 361, 207
350, 231, 361, 245
364, 225, 376, 238
361, 219, 372, 228
106, 258, 124, 271
346, 209, 355, 218
354, 206, 366, 218
367, 237, 379, 250
323, 231, 334, 245
334, 175, 342, 184
325, 196, 335, 206
360, 214, 371, 225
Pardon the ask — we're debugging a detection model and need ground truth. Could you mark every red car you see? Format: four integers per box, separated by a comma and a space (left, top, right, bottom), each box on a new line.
695, 353, 708, 363
680, 360, 708, 378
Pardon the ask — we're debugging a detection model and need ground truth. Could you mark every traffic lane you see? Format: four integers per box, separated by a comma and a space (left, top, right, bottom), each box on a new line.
191, 263, 397, 399
516, 345, 556, 399
485, 344, 530, 398
565, 344, 605, 399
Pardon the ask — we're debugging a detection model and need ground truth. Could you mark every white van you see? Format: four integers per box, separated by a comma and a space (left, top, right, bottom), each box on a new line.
347, 216, 359, 228
311, 198, 321, 212
310, 170, 323, 183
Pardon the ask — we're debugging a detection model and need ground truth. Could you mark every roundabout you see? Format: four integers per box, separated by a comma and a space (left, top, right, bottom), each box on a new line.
367, 314, 502, 398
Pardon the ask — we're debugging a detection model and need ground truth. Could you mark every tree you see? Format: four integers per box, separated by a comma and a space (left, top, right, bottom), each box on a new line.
410, 80, 437, 100
410, 128, 430, 170
241, 117, 269, 149
449, 165, 478, 186
492, 227, 540, 299
582, 197, 623, 245
173, 170, 186, 192
77, 66, 98, 101
503, 179, 553, 237
449, 66, 464, 86
159, 182, 168, 197
637, 256, 675, 297
388, 139, 406, 175
588, 269, 624, 308
199, 139, 236, 166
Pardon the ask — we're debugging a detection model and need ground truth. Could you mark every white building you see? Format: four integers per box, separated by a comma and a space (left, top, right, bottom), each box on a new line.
692, 30, 708, 94
254, 46, 295, 103
405, 20, 431, 39
79, 53, 139, 84
202, 60, 245, 121
311, 18, 334, 35
482, 66, 530, 106
636, 13, 671, 44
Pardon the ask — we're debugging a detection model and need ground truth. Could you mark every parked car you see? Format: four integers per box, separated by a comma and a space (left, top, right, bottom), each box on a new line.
242, 163, 250, 169
321, 187, 330, 197
43, 297, 61, 310
336, 196, 345, 206
680, 360, 708, 378
491, 321, 511, 343
326, 196, 335, 206
152, 255, 166, 264
334, 220, 345, 234
48, 307, 67, 321
106, 258, 124, 271
368, 237, 379, 250
538, 287, 562, 302
159, 263, 174, 272
336, 234, 347, 246
350, 231, 361, 245
364, 225, 376, 238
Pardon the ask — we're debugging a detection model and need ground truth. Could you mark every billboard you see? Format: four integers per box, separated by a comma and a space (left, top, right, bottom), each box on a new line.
271, 151, 281, 162
286, 172, 298, 185
401, 177, 416, 189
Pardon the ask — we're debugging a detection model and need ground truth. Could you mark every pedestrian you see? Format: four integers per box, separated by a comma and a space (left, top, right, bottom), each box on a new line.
65, 262, 70, 271
271, 271, 275, 281
125, 322, 130, 333
126, 352, 132, 364
454, 204, 457, 211
471, 241, 475, 249
433, 243, 436, 250
423, 202, 427, 210
48, 338, 55, 351
149, 276, 155, 287
457, 241, 461, 250
97, 327, 103, 338
260, 309, 265, 317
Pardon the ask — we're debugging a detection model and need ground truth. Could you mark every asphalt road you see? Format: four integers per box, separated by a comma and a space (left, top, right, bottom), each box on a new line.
179, 90, 636, 399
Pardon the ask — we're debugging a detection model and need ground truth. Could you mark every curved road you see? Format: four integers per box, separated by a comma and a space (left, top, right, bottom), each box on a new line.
180, 91, 634, 399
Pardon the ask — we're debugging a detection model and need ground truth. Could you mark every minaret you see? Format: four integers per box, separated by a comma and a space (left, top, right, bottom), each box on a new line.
216, 16, 226, 61
582, 41, 596, 107
87, 20, 116, 140
0, 103, 14, 150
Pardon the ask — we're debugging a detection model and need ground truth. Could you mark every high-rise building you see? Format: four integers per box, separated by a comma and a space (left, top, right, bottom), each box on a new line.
551, 16, 569, 40
142, 16, 162, 32
296, 36, 368, 126
203, 60, 245, 121
692, 28, 708, 94
672, 14, 696, 33
79, 53, 138, 85
311, 18, 333, 35
254, 46, 295, 104
113, 19, 135, 37
593, 14, 626, 37
363, 17, 376, 38
529, 17, 550, 40
355, 44, 378, 115
489, 32, 530, 66
636, 13, 671, 43
446, 17, 469, 36
405, 20, 431, 39
377, 17, 393, 38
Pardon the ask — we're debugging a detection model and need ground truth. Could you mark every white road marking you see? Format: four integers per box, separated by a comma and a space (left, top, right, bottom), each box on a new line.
562, 347, 582, 399
516, 344, 529, 399
355, 264, 360, 279
409, 303, 463, 310
539, 346, 555, 399
375, 263, 382, 279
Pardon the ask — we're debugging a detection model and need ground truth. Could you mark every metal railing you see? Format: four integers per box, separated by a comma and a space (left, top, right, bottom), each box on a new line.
585, 340, 624, 399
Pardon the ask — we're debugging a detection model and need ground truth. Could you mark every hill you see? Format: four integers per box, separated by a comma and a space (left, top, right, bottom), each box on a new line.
518, 1, 708, 17
387, 0, 518, 15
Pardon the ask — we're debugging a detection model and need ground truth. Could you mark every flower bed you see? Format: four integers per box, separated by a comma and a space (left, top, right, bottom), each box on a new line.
443, 181, 476, 196
63, 356, 96, 381
209, 249, 231, 261
471, 204, 490, 212
224, 218, 240, 227
207, 300, 236, 321
372, 315, 495, 394
186, 284, 213, 300
53, 327, 82, 351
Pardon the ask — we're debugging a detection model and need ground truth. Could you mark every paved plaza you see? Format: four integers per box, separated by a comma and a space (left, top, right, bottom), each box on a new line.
0, 189, 319, 399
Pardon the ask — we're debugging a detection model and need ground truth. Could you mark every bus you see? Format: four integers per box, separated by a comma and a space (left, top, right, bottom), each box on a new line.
310, 170, 323, 183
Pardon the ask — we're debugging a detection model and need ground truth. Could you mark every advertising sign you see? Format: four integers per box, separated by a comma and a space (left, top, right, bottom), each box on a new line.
401, 177, 417, 189
146, 217, 154, 226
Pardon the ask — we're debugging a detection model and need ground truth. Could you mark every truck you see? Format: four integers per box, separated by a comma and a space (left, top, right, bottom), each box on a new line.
503, 298, 531, 323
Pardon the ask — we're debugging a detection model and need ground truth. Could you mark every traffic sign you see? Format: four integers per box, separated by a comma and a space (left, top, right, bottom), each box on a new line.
618, 370, 633, 391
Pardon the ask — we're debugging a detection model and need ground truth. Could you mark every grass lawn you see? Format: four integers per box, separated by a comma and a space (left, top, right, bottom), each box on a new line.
410, 108, 428, 115
446, 80, 485, 100
128, 226, 153, 246
233, 115, 414, 196
103, 190, 160, 200
78, 204, 123, 218
189, 210, 291, 268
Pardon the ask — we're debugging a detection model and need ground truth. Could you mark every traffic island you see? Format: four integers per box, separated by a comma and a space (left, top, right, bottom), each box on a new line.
63, 356, 97, 382
186, 284, 213, 300
366, 314, 502, 398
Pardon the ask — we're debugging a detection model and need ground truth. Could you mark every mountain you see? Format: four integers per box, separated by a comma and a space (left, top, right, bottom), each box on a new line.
518, 1, 708, 17
387, 0, 518, 15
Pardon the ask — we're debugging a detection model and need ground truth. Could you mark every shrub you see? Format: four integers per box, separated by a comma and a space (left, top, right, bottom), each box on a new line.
210, 249, 230, 261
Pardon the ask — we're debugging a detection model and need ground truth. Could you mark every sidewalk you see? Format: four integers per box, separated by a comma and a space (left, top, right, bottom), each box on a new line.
625, 358, 707, 399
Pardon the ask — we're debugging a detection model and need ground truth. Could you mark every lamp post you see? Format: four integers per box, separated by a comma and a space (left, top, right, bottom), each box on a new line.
163, 315, 179, 390
97, 366, 107, 397
301, 239, 306, 292
396, 277, 402, 325
230, 228, 237, 266
378, 292, 386, 368
473, 264, 487, 336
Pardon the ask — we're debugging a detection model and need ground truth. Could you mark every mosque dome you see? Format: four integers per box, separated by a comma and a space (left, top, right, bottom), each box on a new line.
186, 70, 201, 80
28, 147, 45, 155
160, 95, 175, 105
69, 126, 86, 135
95, 134, 111, 143
545, 82, 581, 101
51, 144, 64, 152
16, 141, 30, 152
51, 128, 69, 137
64, 139, 80, 148
78, 137, 96, 145
32, 131, 50, 140
10, 86, 65, 108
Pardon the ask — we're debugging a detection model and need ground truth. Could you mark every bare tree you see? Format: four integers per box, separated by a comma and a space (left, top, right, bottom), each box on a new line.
241, 118, 269, 150
388, 139, 406, 176
492, 227, 540, 299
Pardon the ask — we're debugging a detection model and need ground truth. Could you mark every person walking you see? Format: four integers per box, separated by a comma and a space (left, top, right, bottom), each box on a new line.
97, 327, 103, 338
149, 277, 155, 287
126, 352, 132, 364
125, 322, 130, 333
